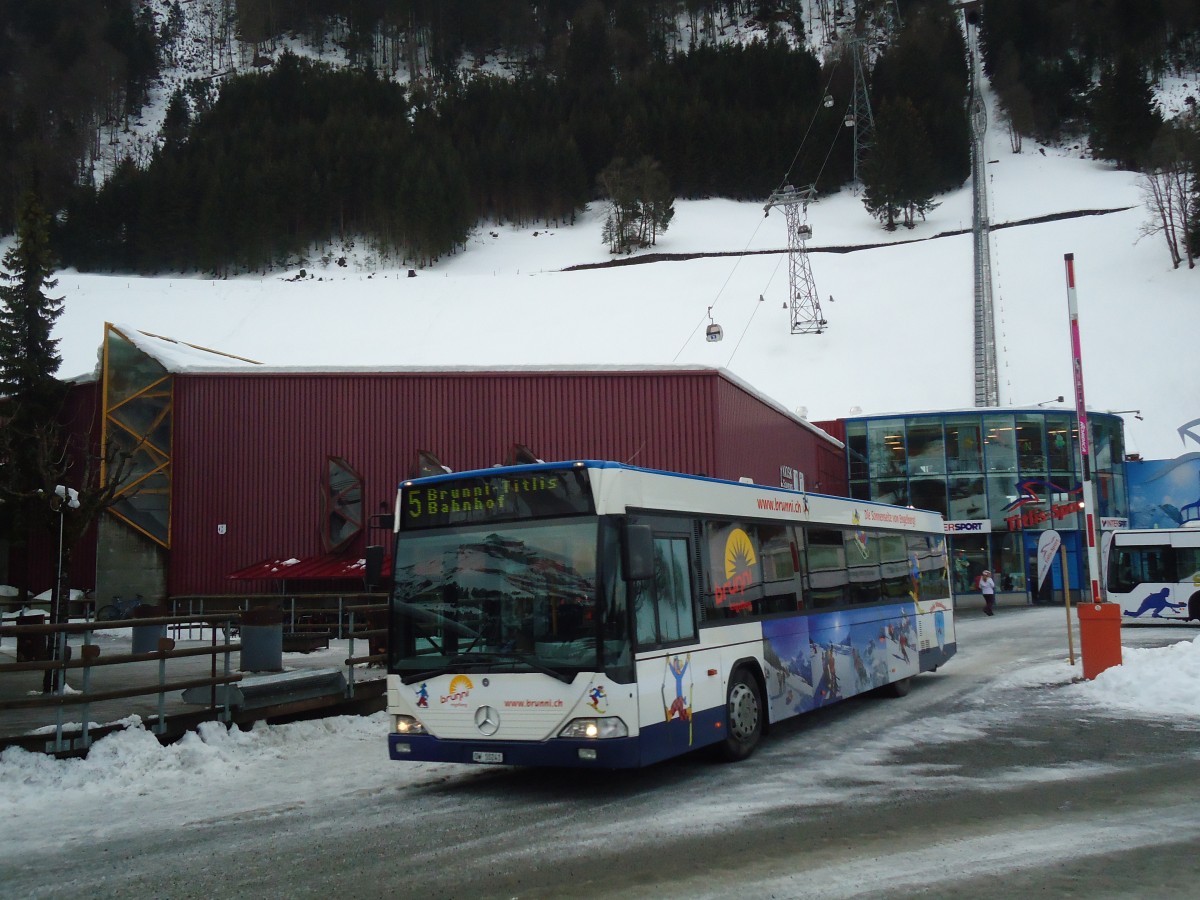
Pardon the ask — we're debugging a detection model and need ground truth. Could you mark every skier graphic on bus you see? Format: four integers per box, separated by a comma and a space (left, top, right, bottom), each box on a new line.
663, 654, 692, 722
1123, 587, 1186, 619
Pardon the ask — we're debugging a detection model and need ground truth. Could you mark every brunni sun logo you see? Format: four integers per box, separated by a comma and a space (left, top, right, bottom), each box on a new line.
441, 674, 474, 706
715, 527, 757, 608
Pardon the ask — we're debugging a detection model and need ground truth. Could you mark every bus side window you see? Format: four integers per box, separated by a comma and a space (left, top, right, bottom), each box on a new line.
1113, 550, 1137, 592
1114, 547, 1171, 591
634, 581, 658, 646
1163, 547, 1178, 583
1177, 546, 1200, 583
1147, 551, 1165, 584
844, 527, 882, 604
791, 530, 807, 611
703, 520, 763, 619
759, 523, 800, 614
632, 535, 698, 647
805, 527, 849, 608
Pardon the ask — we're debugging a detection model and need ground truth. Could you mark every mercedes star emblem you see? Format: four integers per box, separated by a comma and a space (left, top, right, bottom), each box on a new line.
474, 705, 500, 735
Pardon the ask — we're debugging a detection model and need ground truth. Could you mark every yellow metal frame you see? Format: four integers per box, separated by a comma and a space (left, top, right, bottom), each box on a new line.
101, 323, 174, 548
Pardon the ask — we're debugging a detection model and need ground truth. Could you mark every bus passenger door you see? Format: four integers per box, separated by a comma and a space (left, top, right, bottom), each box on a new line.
630, 528, 711, 762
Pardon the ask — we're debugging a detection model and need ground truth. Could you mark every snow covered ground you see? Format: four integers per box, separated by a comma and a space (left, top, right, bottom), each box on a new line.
1, 626, 1196, 855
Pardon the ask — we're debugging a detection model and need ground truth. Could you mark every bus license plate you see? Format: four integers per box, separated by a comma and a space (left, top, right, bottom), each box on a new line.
473, 751, 503, 763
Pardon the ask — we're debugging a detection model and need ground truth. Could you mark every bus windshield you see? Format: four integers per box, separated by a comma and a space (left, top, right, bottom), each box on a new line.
389, 519, 604, 679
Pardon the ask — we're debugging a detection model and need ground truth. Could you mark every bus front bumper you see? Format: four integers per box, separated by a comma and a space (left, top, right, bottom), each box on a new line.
388, 733, 642, 768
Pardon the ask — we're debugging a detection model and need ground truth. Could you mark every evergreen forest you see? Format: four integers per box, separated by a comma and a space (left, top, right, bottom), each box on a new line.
0, 0, 1198, 274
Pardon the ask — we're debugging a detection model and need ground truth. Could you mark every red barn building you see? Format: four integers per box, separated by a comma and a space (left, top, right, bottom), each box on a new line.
9, 324, 848, 601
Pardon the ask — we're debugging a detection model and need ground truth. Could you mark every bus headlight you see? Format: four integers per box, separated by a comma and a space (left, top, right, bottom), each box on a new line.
558, 717, 628, 739
394, 715, 427, 735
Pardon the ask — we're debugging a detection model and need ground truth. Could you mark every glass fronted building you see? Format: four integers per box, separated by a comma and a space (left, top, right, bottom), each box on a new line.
836, 409, 1128, 601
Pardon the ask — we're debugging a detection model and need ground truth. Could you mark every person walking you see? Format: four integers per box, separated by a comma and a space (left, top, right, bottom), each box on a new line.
980, 569, 996, 616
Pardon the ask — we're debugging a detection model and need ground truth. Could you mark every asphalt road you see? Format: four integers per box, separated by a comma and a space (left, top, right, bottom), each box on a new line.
5, 606, 1197, 899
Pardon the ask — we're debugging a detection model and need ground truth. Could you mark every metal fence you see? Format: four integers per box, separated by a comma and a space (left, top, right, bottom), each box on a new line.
0, 613, 241, 754
0, 598, 389, 756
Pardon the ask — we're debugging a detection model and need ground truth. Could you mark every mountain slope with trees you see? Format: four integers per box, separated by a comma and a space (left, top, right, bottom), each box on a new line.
0, 1, 1197, 273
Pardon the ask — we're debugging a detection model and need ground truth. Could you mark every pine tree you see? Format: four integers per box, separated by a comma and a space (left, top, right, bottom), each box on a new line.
1189, 189, 1200, 268
161, 87, 192, 152
870, 6, 970, 193
860, 98, 940, 231
1186, 125, 1200, 269
0, 191, 65, 509
0, 192, 64, 409
0, 190, 68, 633
1088, 51, 1163, 170
1, 192, 138, 688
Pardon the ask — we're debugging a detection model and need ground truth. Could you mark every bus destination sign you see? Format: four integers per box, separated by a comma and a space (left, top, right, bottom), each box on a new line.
401, 467, 594, 529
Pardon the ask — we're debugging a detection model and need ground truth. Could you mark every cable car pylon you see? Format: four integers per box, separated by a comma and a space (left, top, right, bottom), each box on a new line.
764, 184, 827, 335
847, 35, 875, 193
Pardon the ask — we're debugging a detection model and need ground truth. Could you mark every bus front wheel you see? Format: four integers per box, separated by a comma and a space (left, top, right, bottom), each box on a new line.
718, 669, 763, 762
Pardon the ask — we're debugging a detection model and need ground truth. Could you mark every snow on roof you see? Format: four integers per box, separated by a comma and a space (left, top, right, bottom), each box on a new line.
107, 332, 843, 448
117, 325, 263, 372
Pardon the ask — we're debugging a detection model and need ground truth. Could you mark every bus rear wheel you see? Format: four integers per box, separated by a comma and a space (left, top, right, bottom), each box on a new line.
717, 668, 763, 762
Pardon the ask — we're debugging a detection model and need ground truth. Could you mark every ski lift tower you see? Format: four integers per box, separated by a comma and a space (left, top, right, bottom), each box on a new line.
764, 184, 827, 335
847, 34, 875, 193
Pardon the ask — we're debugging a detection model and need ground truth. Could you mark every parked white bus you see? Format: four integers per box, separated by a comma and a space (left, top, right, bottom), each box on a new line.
1106, 527, 1200, 624
386, 460, 955, 768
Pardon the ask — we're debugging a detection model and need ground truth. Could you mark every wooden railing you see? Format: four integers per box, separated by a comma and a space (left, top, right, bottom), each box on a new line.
344, 603, 387, 695
0, 614, 241, 754
2, 597, 392, 754
169, 592, 387, 641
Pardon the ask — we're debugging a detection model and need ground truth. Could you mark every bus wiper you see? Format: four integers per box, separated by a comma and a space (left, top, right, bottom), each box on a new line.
392, 600, 481, 639
447, 651, 574, 684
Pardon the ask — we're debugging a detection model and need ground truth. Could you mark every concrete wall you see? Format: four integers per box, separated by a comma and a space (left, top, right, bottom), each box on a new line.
95, 516, 167, 608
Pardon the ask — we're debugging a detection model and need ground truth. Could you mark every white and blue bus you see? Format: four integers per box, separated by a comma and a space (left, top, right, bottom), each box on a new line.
386, 461, 955, 768
1106, 527, 1200, 623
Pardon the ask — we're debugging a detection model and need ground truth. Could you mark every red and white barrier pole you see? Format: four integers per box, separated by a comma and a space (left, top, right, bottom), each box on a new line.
1063, 253, 1105, 603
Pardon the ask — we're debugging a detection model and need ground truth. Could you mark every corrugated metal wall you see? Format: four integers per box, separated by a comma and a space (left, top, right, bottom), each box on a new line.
169, 369, 843, 595
713, 378, 846, 494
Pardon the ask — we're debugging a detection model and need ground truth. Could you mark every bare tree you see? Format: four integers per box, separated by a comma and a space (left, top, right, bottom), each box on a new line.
1, 411, 138, 691
1138, 121, 1198, 270
598, 155, 675, 254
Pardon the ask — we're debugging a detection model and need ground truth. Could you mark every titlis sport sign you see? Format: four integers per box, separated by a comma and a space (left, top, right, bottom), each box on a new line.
944, 520, 991, 534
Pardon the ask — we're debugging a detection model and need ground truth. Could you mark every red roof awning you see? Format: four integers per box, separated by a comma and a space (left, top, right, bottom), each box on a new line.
227, 553, 391, 581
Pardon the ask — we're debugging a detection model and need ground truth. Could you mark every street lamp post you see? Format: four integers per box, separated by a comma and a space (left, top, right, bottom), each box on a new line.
45, 484, 80, 694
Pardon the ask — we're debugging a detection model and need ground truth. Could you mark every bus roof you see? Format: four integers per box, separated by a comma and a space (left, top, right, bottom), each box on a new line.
399, 460, 946, 535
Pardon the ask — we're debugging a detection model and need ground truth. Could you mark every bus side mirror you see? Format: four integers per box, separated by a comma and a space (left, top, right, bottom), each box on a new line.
623, 525, 655, 582
365, 545, 384, 590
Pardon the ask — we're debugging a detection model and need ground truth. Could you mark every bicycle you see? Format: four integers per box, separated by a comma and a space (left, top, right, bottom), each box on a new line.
96, 594, 144, 622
